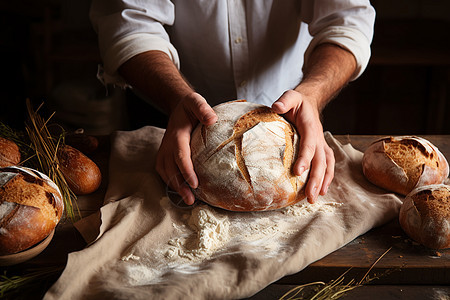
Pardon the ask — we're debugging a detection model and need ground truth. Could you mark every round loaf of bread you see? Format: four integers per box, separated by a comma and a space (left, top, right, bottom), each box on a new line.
362, 136, 449, 195
399, 184, 450, 249
0, 166, 64, 255
0, 137, 21, 168
57, 144, 102, 195
190, 100, 307, 211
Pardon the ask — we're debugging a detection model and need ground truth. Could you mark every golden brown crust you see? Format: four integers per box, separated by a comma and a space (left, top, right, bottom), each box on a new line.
362, 136, 449, 196
0, 167, 64, 255
399, 184, 450, 249
0, 137, 21, 168
191, 100, 307, 211
57, 145, 102, 195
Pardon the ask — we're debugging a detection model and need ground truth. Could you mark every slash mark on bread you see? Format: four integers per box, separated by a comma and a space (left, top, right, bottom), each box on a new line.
206, 107, 297, 193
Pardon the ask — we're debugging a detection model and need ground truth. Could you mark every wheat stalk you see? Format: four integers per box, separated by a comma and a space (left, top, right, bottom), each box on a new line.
0, 267, 63, 298
24, 100, 80, 221
280, 247, 393, 300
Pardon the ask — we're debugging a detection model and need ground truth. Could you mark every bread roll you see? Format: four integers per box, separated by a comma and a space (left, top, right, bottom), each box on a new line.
190, 100, 307, 211
0, 137, 21, 167
399, 184, 450, 249
362, 136, 449, 195
57, 145, 102, 195
0, 166, 64, 255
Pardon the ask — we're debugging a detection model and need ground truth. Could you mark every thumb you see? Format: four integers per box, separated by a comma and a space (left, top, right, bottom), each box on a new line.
271, 90, 300, 115
185, 93, 218, 125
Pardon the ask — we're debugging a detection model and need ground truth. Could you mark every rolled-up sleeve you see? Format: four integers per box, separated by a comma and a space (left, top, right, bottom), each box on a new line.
90, 0, 179, 85
301, 0, 375, 80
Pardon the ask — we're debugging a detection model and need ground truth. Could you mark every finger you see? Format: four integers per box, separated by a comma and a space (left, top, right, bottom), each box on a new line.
319, 146, 335, 196
174, 131, 198, 189
177, 182, 196, 205
305, 148, 327, 204
165, 159, 196, 205
271, 90, 299, 114
185, 94, 217, 125
293, 132, 316, 177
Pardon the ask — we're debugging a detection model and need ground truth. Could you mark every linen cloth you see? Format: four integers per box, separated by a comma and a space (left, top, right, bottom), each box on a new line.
45, 126, 402, 300
90, 0, 375, 106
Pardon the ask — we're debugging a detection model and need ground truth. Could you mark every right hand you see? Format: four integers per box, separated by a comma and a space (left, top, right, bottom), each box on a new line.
156, 92, 217, 205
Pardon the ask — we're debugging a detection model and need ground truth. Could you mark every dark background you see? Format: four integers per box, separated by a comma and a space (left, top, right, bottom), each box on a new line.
1, 0, 449, 135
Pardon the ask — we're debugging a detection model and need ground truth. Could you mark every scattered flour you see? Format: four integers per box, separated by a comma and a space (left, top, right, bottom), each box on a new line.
121, 253, 141, 262
120, 197, 343, 286
283, 200, 343, 217
165, 204, 231, 260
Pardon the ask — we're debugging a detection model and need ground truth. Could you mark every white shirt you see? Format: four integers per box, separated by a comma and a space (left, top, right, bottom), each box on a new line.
90, 0, 375, 107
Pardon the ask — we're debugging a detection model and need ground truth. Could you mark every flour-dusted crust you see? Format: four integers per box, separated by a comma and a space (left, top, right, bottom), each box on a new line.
399, 184, 450, 249
362, 136, 449, 195
190, 100, 307, 211
0, 166, 64, 254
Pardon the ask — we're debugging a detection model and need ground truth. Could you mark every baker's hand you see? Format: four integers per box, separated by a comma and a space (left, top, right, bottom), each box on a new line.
272, 90, 335, 203
156, 92, 217, 205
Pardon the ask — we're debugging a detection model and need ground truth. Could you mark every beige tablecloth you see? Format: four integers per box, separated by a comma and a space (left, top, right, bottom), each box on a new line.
45, 127, 402, 300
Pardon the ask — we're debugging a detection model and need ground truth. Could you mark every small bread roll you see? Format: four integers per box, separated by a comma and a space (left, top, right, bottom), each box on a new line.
57, 145, 102, 195
362, 136, 449, 195
399, 184, 450, 249
0, 137, 21, 167
190, 100, 307, 211
0, 166, 64, 255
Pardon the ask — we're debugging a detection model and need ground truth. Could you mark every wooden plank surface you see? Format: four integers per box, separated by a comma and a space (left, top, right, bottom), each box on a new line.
2, 134, 450, 299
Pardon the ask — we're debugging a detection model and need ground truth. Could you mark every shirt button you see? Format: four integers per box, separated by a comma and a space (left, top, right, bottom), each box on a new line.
234, 37, 242, 44
240, 80, 247, 87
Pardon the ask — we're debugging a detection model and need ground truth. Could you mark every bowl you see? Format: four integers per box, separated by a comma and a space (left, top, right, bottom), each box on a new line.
0, 230, 55, 266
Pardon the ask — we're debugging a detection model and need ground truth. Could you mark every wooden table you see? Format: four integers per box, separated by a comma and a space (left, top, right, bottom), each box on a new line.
2, 135, 450, 300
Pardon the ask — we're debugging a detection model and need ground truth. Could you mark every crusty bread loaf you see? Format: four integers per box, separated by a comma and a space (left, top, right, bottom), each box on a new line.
190, 100, 307, 211
0, 166, 64, 255
399, 184, 450, 249
0, 137, 21, 168
57, 145, 102, 195
362, 136, 449, 195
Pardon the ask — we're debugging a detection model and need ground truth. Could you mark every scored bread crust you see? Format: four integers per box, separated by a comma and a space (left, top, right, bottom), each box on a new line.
191, 100, 307, 211
362, 136, 449, 195
399, 184, 450, 249
0, 166, 64, 255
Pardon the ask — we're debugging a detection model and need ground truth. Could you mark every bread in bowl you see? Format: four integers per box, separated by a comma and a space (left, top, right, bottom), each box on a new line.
0, 166, 64, 255
362, 136, 449, 195
399, 184, 450, 249
190, 100, 307, 211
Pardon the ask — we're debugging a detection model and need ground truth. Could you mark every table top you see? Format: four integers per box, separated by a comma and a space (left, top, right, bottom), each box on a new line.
3, 134, 450, 300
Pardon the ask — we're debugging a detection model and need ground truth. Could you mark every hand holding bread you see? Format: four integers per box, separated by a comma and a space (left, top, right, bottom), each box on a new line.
191, 100, 307, 211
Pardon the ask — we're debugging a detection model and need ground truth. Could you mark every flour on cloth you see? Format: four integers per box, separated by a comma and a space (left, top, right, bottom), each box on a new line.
44, 127, 402, 300
118, 197, 343, 287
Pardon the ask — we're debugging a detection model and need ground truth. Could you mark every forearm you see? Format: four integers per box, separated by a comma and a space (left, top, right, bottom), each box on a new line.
118, 50, 194, 114
295, 43, 357, 112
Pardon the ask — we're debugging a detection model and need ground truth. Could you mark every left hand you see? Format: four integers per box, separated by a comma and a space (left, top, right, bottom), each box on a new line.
272, 89, 335, 203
